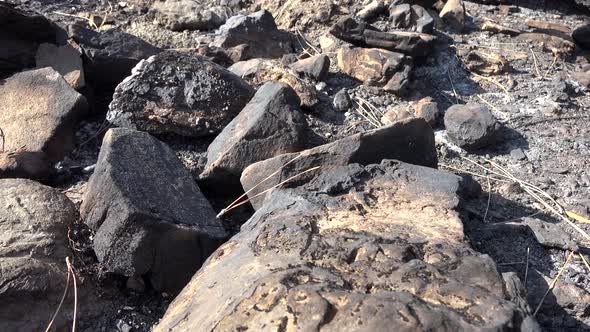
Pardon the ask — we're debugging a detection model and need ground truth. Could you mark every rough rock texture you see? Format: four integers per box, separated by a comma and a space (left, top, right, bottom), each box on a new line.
0, 3, 63, 77
80, 128, 226, 294
200, 82, 308, 190
68, 25, 162, 86
0, 67, 88, 178
151, 0, 233, 31
108, 51, 254, 137
228, 59, 319, 108
0, 178, 76, 331
411, 96, 439, 126
35, 42, 85, 89
444, 103, 500, 150
290, 54, 330, 81
389, 4, 434, 33
337, 47, 413, 94
155, 160, 535, 331
211, 10, 295, 62
330, 16, 435, 57
241, 117, 437, 209
0, 151, 51, 180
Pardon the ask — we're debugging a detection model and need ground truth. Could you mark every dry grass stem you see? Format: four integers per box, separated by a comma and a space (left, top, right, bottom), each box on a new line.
579, 253, 590, 273
533, 251, 575, 316
447, 70, 459, 104
530, 48, 542, 78
45, 258, 72, 332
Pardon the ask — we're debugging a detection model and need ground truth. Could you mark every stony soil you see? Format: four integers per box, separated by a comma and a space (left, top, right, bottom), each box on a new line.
8, 0, 590, 330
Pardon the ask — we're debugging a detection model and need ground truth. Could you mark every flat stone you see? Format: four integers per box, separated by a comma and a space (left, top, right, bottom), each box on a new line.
241, 117, 437, 209
155, 160, 535, 331
330, 16, 436, 57
80, 128, 226, 294
151, 0, 233, 31
108, 51, 254, 137
290, 54, 330, 81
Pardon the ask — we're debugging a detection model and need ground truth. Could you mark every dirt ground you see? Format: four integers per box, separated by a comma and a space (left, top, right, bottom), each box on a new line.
11, 0, 590, 330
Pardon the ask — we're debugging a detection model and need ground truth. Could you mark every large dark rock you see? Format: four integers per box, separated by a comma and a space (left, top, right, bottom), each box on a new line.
200, 82, 308, 190
0, 3, 64, 77
68, 25, 162, 86
155, 160, 536, 331
211, 10, 295, 62
151, 0, 233, 31
241, 117, 437, 209
444, 103, 500, 150
107, 51, 254, 137
0, 67, 88, 180
80, 128, 226, 294
330, 16, 436, 57
0, 178, 76, 331
573, 23, 590, 50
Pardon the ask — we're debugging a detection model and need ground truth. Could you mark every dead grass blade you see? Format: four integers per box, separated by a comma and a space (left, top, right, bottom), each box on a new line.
45, 258, 72, 332
352, 99, 382, 128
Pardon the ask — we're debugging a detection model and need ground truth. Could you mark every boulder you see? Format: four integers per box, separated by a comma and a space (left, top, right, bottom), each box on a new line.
80, 128, 226, 294
35, 42, 85, 89
572, 23, 590, 50
0, 178, 76, 331
444, 103, 500, 150
211, 10, 295, 62
0, 150, 51, 180
290, 54, 331, 81
155, 160, 535, 331
241, 117, 437, 209
0, 67, 88, 179
439, 0, 465, 32
68, 25, 161, 86
0, 3, 64, 77
337, 47, 413, 94
389, 4, 434, 33
200, 82, 308, 190
151, 0, 232, 31
107, 51, 254, 137
330, 16, 436, 57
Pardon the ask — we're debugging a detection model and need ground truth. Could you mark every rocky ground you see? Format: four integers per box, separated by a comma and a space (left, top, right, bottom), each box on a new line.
2, 0, 590, 331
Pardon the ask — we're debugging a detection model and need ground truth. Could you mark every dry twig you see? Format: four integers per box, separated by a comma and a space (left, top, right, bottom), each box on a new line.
533, 251, 574, 316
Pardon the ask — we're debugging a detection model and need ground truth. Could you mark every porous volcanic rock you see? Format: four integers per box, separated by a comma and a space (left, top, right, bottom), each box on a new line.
0, 178, 76, 331
155, 160, 536, 331
80, 128, 226, 294
68, 25, 162, 86
211, 10, 295, 62
107, 51, 254, 137
0, 67, 88, 179
200, 82, 308, 190
241, 117, 437, 209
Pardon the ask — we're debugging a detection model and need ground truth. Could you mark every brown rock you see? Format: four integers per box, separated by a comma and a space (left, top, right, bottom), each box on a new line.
155, 160, 535, 331
381, 105, 414, 125
525, 19, 571, 35
439, 0, 465, 32
0, 67, 88, 175
481, 20, 521, 36
35, 42, 85, 89
518, 32, 575, 55
337, 47, 413, 94
411, 96, 439, 126
464, 50, 509, 75
290, 54, 330, 81
0, 150, 51, 180
0, 178, 76, 331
